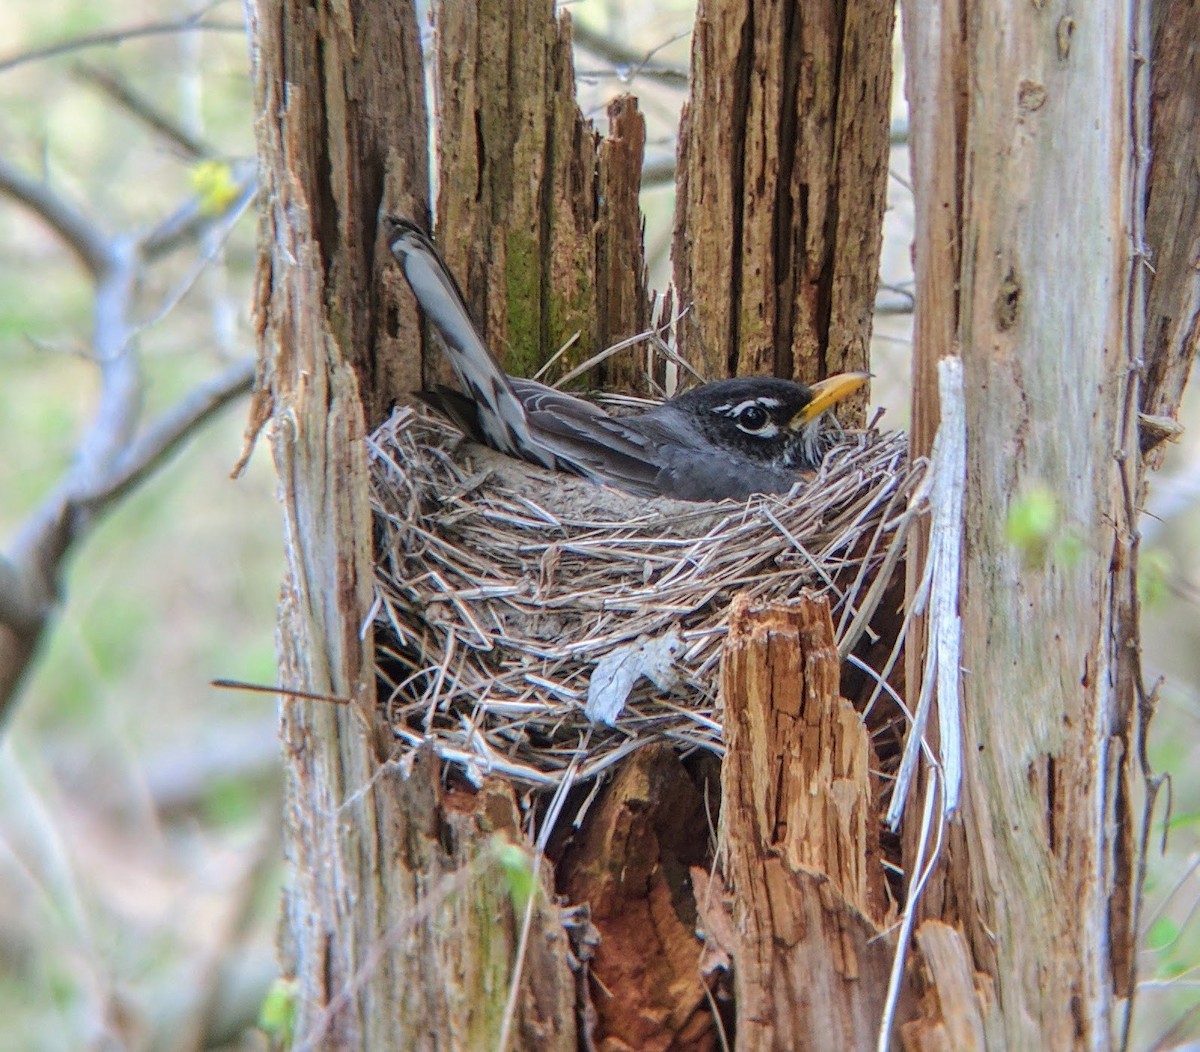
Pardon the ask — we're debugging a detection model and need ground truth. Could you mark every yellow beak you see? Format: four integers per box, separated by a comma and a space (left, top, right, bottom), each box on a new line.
790, 371, 871, 427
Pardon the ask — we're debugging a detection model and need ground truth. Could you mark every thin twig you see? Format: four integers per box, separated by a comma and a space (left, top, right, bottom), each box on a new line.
877, 770, 945, 1052
136, 175, 257, 326
0, 4, 244, 75
570, 22, 689, 85
73, 62, 215, 159
495, 763, 580, 1051
886, 357, 965, 826
140, 160, 257, 260
79, 356, 255, 510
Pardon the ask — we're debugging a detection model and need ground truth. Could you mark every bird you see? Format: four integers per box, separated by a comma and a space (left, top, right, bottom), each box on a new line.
384, 217, 869, 502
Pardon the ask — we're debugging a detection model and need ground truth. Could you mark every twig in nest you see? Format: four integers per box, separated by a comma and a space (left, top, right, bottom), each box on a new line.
368, 406, 923, 791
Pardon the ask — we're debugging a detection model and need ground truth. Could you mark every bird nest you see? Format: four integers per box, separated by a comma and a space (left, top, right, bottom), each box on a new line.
368, 403, 922, 789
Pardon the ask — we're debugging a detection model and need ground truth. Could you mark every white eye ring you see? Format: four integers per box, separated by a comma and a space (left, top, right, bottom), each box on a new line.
736, 404, 770, 431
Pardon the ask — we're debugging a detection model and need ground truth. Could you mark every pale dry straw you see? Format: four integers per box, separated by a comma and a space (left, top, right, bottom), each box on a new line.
368, 404, 923, 789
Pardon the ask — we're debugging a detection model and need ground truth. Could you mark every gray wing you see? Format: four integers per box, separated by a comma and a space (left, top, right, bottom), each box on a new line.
604, 402, 800, 502
648, 446, 799, 501
514, 382, 790, 500
512, 380, 673, 497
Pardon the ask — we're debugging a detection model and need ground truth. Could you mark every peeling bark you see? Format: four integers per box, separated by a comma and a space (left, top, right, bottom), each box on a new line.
1141, 0, 1200, 458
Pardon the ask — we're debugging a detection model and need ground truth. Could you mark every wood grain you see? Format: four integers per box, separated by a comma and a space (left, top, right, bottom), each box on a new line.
673, 0, 893, 421
720, 594, 903, 1048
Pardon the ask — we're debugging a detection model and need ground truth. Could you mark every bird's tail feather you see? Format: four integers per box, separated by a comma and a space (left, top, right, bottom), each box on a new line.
385, 218, 556, 468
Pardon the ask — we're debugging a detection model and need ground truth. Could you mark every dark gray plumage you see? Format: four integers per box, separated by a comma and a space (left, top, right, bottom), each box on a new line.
385, 217, 868, 502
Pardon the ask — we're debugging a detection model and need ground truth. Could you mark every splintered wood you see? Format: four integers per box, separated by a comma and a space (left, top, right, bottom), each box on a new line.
719, 593, 902, 1049
433, 4, 648, 387
899, 922, 997, 1052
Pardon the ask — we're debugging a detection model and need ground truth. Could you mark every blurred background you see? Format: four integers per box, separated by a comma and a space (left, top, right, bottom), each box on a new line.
0, 1, 1196, 1049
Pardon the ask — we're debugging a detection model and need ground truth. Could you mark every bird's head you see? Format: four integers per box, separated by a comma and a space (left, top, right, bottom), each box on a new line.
674, 372, 871, 469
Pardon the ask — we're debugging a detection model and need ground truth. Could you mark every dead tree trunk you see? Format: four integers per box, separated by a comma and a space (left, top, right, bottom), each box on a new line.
900, 0, 1137, 1040
240, 0, 1200, 1046
248, 1, 577, 1046
896, 0, 1199, 1047
720, 594, 903, 1045
674, 0, 894, 416
245, 0, 648, 1046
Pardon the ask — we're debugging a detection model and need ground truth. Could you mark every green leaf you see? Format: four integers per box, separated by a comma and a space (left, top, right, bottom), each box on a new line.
259, 976, 299, 1045
1147, 916, 1179, 952
493, 837, 535, 914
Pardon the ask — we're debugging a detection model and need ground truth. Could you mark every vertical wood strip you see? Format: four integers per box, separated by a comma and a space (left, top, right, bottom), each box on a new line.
1141, 0, 1200, 460
721, 593, 901, 1048
434, 4, 647, 386
674, 0, 893, 422
596, 95, 650, 391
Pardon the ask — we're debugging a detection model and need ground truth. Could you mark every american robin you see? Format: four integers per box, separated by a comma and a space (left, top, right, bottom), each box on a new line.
386, 217, 869, 502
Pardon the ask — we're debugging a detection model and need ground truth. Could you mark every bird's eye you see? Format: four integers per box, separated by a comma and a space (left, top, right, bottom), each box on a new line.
736, 404, 770, 432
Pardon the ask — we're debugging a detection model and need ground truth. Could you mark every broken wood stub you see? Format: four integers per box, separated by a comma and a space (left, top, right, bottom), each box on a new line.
673, 0, 893, 423
596, 94, 651, 392
433, 2, 648, 389
899, 921, 999, 1052
720, 592, 902, 1048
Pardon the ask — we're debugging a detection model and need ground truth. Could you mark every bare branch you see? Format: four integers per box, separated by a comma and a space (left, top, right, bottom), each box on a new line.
80, 236, 142, 486
1, 91, 256, 529
0, 4, 260, 723
1, 227, 142, 652
0, 161, 254, 719
0, 356, 254, 718
136, 187, 256, 333
73, 62, 215, 159
571, 22, 689, 85
0, 156, 111, 275
0, 5, 244, 75
80, 356, 255, 511
0, 557, 39, 632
